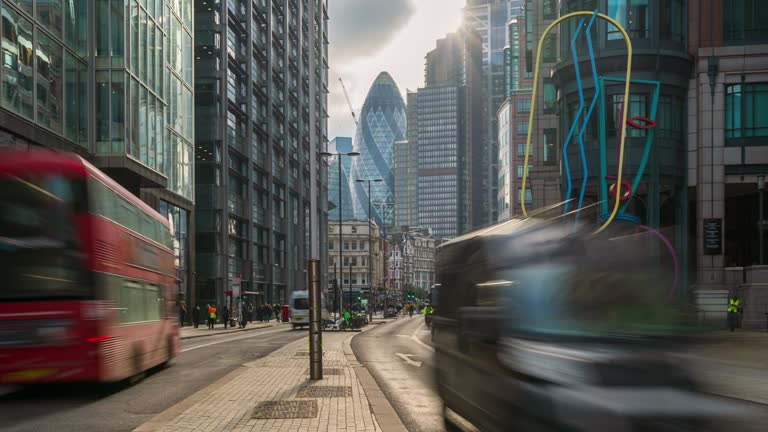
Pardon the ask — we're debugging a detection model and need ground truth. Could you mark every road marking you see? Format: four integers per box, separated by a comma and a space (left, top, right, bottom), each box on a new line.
411, 323, 436, 353
395, 353, 422, 367
181, 327, 289, 353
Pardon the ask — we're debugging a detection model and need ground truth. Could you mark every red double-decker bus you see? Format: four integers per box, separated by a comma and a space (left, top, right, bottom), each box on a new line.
0, 149, 179, 384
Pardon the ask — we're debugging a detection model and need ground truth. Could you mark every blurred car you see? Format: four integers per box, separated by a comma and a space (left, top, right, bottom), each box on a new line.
431, 209, 758, 432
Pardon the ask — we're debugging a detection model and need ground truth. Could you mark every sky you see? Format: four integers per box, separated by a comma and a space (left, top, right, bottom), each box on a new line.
327, 0, 465, 141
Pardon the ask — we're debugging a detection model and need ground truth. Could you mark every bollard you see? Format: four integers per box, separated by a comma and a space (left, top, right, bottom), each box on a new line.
308, 259, 323, 380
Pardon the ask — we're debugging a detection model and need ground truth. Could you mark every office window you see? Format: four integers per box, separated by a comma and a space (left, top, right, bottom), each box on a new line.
1, 6, 34, 120
351, 257, 357, 266
518, 188, 532, 204
360, 240, 366, 250
36, 31, 63, 133
726, 83, 768, 140
351, 241, 357, 250
517, 98, 531, 113
517, 121, 529, 136
343, 241, 349, 250
517, 164, 533, 178
660, 0, 684, 43
518, 143, 533, 156
543, 129, 557, 165
543, 0, 556, 19
607, 94, 647, 137
542, 34, 557, 63
328, 241, 334, 250
608, 0, 649, 40
543, 78, 557, 113
724, 0, 768, 43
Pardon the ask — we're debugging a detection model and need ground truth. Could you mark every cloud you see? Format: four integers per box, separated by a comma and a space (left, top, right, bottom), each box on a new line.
328, 0, 417, 63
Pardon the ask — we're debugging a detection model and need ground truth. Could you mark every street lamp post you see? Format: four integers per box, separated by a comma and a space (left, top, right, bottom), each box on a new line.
356, 178, 383, 322
374, 201, 395, 313
759, 175, 765, 265
320, 151, 359, 319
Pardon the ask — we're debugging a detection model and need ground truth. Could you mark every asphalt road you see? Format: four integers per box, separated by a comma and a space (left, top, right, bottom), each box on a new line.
0, 325, 305, 432
352, 315, 444, 432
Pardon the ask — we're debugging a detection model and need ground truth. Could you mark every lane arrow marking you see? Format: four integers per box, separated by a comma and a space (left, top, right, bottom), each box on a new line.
395, 352, 422, 368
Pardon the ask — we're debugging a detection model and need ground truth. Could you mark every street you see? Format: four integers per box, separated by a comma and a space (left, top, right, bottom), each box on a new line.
352, 316, 444, 432
0, 325, 305, 432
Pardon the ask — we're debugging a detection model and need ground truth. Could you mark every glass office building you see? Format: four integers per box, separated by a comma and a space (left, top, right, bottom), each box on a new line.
0, 0, 196, 305
350, 71, 406, 227
194, 0, 329, 306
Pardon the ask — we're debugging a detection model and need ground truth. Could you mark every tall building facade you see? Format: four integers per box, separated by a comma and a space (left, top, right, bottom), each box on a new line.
194, 0, 329, 307
327, 156, 354, 221
0, 0, 196, 303
408, 29, 481, 238
497, 6, 560, 221
329, 136, 352, 173
350, 71, 406, 227
464, 0, 524, 227
327, 220, 381, 309
689, 0, 768, 327
393, 137, 418, 228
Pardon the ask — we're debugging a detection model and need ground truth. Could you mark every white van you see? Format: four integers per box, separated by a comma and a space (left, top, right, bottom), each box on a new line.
290, 291, 309, 329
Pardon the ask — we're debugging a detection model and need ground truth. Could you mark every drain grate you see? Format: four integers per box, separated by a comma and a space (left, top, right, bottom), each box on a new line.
296, 386, 352, 398
252, 400, 318, 419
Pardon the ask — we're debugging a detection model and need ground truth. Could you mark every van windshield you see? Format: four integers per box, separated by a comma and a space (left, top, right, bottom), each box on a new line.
496, 264, 691, 339
293, 297, 309, 310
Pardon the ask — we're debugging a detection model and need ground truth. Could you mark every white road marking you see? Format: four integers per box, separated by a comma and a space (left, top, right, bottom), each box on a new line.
411, 323, 436, 353
181, 327, 289, 352
395, 353, 422, 367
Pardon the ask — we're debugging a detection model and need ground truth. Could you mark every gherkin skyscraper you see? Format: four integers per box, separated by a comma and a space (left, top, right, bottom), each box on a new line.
350, 72, 407, 226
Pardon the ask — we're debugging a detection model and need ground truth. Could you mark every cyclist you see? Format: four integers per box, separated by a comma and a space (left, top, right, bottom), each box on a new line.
423, 304, 435, 327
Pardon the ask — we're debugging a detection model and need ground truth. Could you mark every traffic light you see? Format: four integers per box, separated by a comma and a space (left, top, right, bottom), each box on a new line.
357, 296, 362, 301
242, 294, 248, 300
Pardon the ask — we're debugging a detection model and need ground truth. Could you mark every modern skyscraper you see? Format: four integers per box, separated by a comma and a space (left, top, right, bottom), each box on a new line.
194, 0, 329, 307
464, 0, 524, 227
393, 91, 419, 229
350, 71, 407, 226
0, 0, 196, 303
329, 136, 353, 174
407, 29, 481, 238
327, 156, 354, 221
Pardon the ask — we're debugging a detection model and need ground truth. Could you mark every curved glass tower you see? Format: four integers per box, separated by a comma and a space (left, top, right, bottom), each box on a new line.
351, 72, 407, 226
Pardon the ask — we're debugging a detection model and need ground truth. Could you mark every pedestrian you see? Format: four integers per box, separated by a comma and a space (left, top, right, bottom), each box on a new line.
727, 295, 741, 332
273, 304, 281, 322
248, 304, 254, 323
192, 305, 201, 328
178, 304, 187, 327
222, 305, 230, 329
208, 304, 217, 329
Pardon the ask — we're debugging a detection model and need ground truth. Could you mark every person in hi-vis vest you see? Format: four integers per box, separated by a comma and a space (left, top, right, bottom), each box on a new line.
727, 295, 741, 332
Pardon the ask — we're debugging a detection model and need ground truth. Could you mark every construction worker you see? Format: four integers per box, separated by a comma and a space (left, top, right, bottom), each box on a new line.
727, 295, 740, 332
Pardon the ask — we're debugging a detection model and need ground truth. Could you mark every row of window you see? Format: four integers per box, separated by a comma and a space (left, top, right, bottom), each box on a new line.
328, 239, 367, 250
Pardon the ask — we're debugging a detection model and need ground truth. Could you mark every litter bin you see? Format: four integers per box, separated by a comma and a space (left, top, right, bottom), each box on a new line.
282, 304, 290, 322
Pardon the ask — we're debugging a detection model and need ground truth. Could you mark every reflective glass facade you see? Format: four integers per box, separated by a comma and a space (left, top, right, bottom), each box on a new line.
194, 0, 329, 307
350, 71, 406, 226
1, 0, 87, 146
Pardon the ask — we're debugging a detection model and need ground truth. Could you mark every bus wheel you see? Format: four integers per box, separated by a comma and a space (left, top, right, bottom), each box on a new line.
128, 347, 147, 385
161, 337, 174, 369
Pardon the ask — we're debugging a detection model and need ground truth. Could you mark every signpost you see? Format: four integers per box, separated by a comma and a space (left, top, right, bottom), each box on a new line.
703, 218, 722, 256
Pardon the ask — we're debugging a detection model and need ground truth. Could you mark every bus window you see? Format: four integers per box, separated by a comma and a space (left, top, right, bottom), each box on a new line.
0, 175, 88, 300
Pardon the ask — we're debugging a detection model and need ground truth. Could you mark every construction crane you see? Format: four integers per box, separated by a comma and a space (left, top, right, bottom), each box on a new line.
339, 77, 358, 126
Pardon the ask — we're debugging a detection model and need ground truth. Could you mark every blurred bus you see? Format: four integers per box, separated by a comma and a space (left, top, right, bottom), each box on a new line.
0, 149, 178, 384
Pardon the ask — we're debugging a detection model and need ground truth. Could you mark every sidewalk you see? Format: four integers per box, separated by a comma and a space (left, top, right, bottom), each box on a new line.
179, 322, 279, 340
135, 329, 405, 432
687, 331, 768, 405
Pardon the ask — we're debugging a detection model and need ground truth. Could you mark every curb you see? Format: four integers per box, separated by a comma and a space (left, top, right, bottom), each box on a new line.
348, 321, 409, 432
180, 323, 277, 340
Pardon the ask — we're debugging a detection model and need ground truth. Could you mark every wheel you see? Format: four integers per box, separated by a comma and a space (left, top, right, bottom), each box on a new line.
161, 337, 174, 369
128, 347, 147, 385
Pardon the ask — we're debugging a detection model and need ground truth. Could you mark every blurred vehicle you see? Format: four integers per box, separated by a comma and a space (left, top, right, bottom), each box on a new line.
290, 291, 309, 329
432, 209, 755, 432
0, 149, 179, 384
384, 306, 398, 318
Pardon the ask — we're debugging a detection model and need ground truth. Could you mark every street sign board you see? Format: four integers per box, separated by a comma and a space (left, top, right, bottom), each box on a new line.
703, 218, 722, 255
